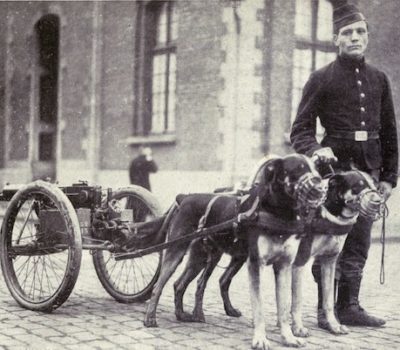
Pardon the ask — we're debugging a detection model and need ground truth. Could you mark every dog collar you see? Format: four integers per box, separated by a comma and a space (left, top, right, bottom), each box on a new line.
320, 206, 358, 226
308, 207, 356, 236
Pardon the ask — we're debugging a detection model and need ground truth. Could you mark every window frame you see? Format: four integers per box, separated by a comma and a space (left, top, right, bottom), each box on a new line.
295, 0, 335, 73
133, 0, 177, 141
289, 0, 337, 140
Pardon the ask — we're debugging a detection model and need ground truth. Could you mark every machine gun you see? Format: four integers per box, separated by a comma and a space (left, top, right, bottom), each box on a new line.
0, 179, 163, 312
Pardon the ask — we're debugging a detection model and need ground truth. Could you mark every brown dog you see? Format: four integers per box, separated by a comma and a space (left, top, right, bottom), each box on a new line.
143, 154, 326, 349
291, 170, 383, 337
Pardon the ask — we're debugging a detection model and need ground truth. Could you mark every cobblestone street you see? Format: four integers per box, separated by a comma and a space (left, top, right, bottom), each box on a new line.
0, 227, 399, 349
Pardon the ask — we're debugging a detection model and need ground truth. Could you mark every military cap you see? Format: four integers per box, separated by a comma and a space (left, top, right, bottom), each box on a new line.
333, 3, 366, 33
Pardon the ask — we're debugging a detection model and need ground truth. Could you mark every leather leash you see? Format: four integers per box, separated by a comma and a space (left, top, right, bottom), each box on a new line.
380, 204, 388, 285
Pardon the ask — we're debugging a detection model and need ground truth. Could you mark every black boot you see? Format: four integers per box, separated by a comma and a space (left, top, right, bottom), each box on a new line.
336, 277, 386, 327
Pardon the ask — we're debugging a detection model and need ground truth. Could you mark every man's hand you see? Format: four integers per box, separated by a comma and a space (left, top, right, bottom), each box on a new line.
312, 147, 338, 163
378, 181, 393, 201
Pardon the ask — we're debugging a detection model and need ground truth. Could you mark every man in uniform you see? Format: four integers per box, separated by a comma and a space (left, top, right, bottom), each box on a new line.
290, 3, 398, 327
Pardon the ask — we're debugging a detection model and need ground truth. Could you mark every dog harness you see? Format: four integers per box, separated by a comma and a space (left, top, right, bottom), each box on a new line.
197, 195, 310, 245
242, 210, 304, 238
293, 212, 356, 267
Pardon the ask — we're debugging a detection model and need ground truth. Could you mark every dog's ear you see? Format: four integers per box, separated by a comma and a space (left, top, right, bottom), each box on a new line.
328, 174, 346, 196
262, 158, 284, 184
175, 194, 187, 205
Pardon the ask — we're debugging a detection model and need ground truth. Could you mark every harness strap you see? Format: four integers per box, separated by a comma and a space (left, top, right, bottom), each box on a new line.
197, 196, 225, 262
240, 193, 251, 205
309, 217, 353, 236
243, 210, 304, 235
114, 217, 238, 260
294, 235, 315, 266
243, 207, 354, 237
197, 195, 223, 231
238, 196, 260, 222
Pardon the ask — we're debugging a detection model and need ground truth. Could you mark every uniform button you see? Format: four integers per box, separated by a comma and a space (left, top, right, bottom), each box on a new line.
355, 68, 360, 74
357, 80, 362, 86
360, 92, 366, 98
361, 121, 366, 126
360, 107, 366, 112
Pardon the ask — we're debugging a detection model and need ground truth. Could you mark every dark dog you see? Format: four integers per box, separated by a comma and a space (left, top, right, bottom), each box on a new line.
143, 154, 325, 349
291, 170, 383, 337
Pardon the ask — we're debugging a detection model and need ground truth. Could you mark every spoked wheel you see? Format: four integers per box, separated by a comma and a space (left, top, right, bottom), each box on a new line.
0, 181, 82, 312
92, 186, 163, 303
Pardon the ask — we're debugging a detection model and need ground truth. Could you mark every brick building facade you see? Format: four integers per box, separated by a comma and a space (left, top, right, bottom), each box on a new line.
0, 0, 399, 207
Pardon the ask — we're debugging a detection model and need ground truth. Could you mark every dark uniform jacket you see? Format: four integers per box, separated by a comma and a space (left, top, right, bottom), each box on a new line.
129, 155, 158, 191
290, 55, 398, 187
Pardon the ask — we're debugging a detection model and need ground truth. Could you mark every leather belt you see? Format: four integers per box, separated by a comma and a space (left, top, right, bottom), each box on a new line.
327, 130, 379, 141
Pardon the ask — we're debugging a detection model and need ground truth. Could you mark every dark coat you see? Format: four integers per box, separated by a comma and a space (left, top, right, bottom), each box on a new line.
290, 55, 398, 187
129, 155, 158, 191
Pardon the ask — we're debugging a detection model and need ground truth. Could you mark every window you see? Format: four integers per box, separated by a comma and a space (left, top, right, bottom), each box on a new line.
141, 1, 177, 136
291, 0, 336, 126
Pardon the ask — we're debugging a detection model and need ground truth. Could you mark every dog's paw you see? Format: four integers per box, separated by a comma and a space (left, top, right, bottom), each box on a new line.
251, 334, 270, 350
192, 310, 206, 323
281, 334, 306, 348
143, 316, 158, 328
225, 307, 242, 318
319, 318, 350, 335
192, 306, 206, 322
329, 324, 349, 335
176, 311, 195, 322
176, 311, 205, 323
291, 325, 310, 338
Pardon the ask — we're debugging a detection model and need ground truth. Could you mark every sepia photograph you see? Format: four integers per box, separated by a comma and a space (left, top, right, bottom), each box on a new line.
0, 0, 399, 349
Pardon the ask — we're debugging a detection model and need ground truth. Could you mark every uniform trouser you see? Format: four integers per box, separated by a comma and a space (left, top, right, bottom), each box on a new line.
336, 215, 373, 280
311, 214, 373, 304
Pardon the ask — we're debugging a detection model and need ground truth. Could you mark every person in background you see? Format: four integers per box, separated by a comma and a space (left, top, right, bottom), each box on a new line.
290, 3, 398, 328
129, 146, 158, 192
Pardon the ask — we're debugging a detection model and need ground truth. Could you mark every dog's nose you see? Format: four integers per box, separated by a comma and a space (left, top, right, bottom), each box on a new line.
309, 181, 327, 201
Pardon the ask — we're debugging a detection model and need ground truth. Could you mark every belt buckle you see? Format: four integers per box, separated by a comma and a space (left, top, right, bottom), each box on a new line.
355, 131, 368, 141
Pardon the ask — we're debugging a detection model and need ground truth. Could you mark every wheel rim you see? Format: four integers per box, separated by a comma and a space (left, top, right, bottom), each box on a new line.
95, 251, 161, 297
94, 191, 161, 298
3, 192, 73, 304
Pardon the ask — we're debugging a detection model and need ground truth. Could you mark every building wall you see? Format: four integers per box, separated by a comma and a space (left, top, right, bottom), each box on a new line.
0, 0, 399, 206
218, 0, 265, 181
100, 2, 137, 171
0, 3, 6, 169
363, 0, 400, 116
172, 0, 224, 172
267, 0, 297, 155
5, 2, 33, 163
55, 2, 95, 184
58, 2, 93, 161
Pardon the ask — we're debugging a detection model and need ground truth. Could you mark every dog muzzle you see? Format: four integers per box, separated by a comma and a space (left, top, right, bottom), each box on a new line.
292, 173, 327, 209
345, 189, 384, 221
